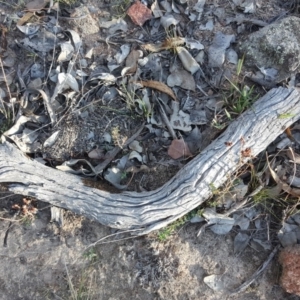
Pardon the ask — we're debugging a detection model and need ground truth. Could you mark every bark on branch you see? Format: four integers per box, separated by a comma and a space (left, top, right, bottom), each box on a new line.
0, 87, 300, 234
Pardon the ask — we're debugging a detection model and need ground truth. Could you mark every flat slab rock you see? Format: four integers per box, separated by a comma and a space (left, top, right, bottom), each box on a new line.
239, 16, 300, 82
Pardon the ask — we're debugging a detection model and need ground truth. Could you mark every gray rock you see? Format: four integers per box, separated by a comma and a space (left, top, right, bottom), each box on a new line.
239, 16, 300, 82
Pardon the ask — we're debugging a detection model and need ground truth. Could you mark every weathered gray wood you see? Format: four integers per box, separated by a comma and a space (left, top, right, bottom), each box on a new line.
0, 87, 300, 234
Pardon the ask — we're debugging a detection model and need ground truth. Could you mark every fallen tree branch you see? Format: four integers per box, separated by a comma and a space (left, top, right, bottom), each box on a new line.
0, 87, 300, 234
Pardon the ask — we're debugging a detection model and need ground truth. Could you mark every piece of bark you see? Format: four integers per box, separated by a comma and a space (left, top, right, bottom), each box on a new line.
0, 87, 300, 234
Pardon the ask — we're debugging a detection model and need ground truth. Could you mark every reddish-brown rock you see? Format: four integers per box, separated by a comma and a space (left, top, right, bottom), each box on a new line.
279, 245, 300, 296
127, 1, 152, 26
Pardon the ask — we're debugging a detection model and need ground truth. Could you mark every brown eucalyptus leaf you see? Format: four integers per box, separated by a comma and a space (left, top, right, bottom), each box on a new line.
137, 80, 177, 101
168, 139, 192, 159
122, 50, 141, 76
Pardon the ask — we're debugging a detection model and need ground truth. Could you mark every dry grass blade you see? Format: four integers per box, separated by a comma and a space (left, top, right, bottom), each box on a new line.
17, 12, 34, 26
285, 147, 300, 164
137, 80, 177, 101
142, 37, 185, 53
266, 153, 300, 197
0, 57, 12, 120
38, 89, 57, 124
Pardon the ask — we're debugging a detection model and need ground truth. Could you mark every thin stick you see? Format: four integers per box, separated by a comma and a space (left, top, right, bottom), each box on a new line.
85, 228, 142, 250
94, 123, 145, 173
0, 57, 12, 120
229, 244, 280, 296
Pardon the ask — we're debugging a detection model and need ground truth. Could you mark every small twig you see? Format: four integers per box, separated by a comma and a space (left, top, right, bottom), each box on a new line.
84, 228, 142, 251
43, 5, 58, 89
38, 89, 57, 124
225, 185, 264, 217
94, 123, 145, 173
63, 259, 77, 300
3, 212, 19, 247
0, 57, 12, 120
153, 93, 176, 139
229, 244, 280, 296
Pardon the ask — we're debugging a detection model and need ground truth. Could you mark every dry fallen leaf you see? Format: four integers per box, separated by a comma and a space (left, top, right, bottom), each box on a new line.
168, 139, 192, 159
167, 69, 196, 91
137, 80, 177, 101
122, 50, 141, 76
26, 0, 49, 11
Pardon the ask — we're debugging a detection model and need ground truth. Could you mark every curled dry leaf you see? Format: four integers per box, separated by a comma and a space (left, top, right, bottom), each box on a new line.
4, 116, 29, 136
122, 50, 141, 76
168, 139, 192, 159
58, 73, 79, 92
115, 44, 130, 64
17, 24, 40, 36
104, 167, 128, 190
137, 80, 177, 101
160, 14, 179, 29
129, 150, 143, 162
185, 38, 204, 50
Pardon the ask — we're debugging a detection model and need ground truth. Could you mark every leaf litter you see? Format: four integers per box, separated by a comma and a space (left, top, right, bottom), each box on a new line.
0, 0, 300, 295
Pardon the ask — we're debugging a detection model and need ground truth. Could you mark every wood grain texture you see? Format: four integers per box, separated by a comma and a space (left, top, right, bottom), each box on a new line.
1, 87, 300, 234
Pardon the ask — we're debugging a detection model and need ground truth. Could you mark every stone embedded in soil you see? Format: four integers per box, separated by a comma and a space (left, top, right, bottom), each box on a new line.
127, 1, 152, 26
279, 245, 300, 296
238, 16, 300, 82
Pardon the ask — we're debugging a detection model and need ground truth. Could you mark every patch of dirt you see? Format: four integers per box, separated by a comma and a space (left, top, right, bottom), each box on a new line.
0, 196, 296, 300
